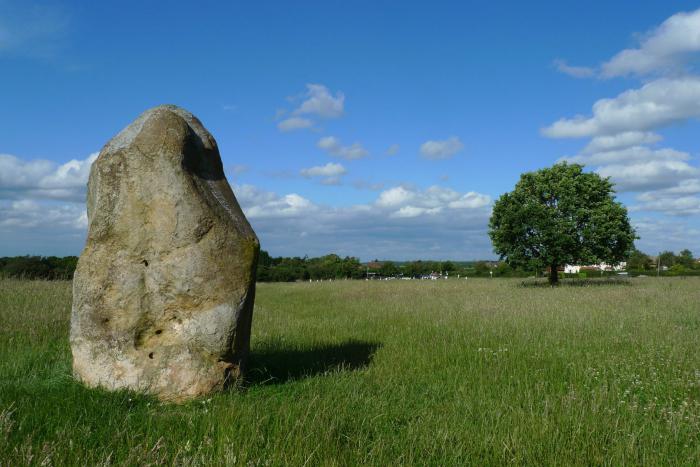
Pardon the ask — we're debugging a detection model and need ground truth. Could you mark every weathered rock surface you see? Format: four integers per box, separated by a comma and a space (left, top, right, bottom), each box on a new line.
70, 105, 259, 401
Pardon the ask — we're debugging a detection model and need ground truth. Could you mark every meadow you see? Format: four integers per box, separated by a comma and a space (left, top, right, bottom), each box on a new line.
1, 277, 700, 465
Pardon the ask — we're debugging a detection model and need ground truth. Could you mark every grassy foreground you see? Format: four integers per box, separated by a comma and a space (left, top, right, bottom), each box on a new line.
1, 278, 700, 465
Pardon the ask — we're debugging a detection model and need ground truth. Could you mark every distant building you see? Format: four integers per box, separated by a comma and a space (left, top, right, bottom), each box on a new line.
564, 262, 627, 274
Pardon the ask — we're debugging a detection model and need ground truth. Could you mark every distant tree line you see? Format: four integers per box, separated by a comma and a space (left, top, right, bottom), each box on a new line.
256, 252, 366, 282
256, 252, 536, 282
1, 248, 697, 281
0, 256, 79, 280
626, 248, 699, 275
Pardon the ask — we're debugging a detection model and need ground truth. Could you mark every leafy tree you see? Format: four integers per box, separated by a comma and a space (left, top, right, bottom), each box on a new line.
378, 261, 399, 277
489, 163, 635, 285
473, 261, 491, 276
404, 261, 429, 277
658, 251, 676, 268
492, 262, 513, 277
627, 249, 653, 271
677, 249, 695, 269
668, 263, 688, 275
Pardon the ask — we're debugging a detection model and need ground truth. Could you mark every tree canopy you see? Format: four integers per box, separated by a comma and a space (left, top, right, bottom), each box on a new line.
488, 163, 636, 285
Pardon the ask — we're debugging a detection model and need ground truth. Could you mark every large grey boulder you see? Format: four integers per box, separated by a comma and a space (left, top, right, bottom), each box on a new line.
71, 105, 259, 402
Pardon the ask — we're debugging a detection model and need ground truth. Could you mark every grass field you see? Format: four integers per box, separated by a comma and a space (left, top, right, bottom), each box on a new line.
1, 277, 700, 465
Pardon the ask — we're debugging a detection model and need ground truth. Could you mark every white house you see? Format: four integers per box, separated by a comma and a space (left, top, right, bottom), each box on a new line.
564, 262, 627, 274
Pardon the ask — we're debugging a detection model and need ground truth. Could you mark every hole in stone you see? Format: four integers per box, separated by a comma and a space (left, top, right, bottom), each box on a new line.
148, 352, 154, 359
155, 329, 162, 335
142, 259, 149, 267
102, 318, 110, 324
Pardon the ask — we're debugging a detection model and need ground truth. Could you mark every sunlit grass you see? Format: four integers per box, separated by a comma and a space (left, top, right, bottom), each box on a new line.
1, 277, 699, 464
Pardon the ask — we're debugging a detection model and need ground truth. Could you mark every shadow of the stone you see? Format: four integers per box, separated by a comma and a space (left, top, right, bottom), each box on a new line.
245, 340, 381, 386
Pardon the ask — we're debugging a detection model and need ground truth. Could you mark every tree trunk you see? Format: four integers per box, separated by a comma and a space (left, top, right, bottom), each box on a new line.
549, 263, 559, 286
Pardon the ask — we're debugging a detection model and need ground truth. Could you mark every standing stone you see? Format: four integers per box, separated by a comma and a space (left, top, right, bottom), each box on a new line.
71, 105, 259, 401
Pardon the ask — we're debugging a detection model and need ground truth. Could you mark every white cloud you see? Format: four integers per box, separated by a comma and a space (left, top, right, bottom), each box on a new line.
635, 194, 700, 216
277, 117, 313, 132
633, 195, 700, 216
275, 84, 345, 132
233, 183, 493, 259
0, 152, 96, 254
448, 192, 492, 209
300, 162, 347, 178
553, 59, 595, 78
317, 136, 369, 160
597, 159, 700, 191
561, 146, 690, 166
0, 152, 97, 201
633, 179, 700, 216
602, 8, 700, 78
386, 144, 400, 156
582, 131, 662, 153
236, 185, 317, 219
392, 205, 442, 218
294, 84, 344, 119
631, 217, 700, 255
300, 162, 347, 185
0, 199, 86, 230
420, 137, 464, 160
542, 77, 700, 138
376, 186, 415, 207
641, 179, 700, 197
376, 185, 490, 212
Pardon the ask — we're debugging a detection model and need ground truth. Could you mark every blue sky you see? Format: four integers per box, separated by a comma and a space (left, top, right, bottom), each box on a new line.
1, 0, 699, 260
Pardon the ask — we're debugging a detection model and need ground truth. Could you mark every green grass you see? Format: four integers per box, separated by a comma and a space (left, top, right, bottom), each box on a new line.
1, 277, 700, 465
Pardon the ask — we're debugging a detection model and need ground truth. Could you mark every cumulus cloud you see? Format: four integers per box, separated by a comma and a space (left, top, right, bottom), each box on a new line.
633, 195, 700, 216
0, 200, 86, 230
0, 196, 87, 256
420, 137, 464, 160
377, 185, 490, 215
0, 152, 97, 201
300, 162, 347, 178
548, 10, 700, 249
561, 146, 690, 166
300, 162, 347, 185
632, 217, 700, 254
277, 117, 313, 132
597, 159, 700, 192
233, 183, 493, 259
275, 84, 345, 132
542, 77, 700, 138
0, 152, 96, 255
294, 84, 345, 118
582, 131, 662, 153
553, 59, 595, 78
602, 8, 700, 78
632, 179, 700, 216
235, 185, 317, 219
376, 186, 415, 207
641, 179, 700, 197
317, 136, 369, 160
